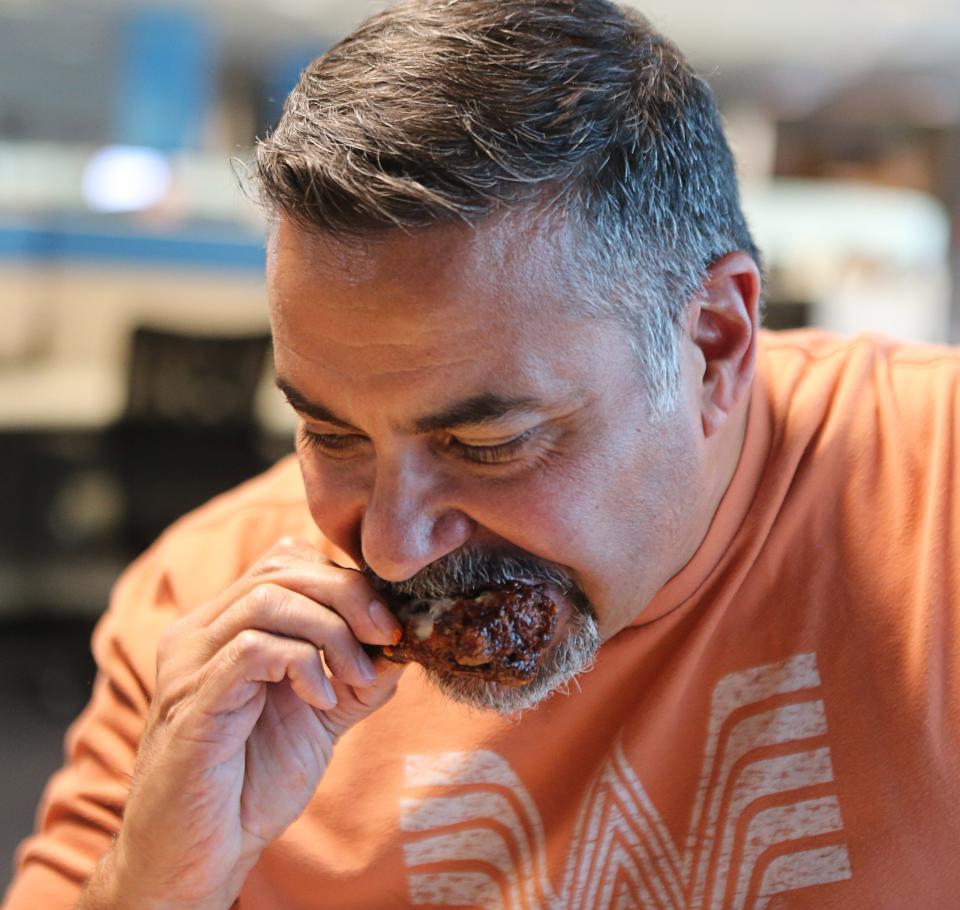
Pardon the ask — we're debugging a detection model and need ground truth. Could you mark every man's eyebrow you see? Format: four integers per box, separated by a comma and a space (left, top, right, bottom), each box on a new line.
275, 378, 357, 429
412, 393, 542, 434
276, 378, 541, 434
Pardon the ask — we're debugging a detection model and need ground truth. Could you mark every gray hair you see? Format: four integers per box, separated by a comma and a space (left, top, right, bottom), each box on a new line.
255, 0, 761, 412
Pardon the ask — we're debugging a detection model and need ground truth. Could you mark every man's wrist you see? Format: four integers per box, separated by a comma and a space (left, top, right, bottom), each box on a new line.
77, 839, 234, 910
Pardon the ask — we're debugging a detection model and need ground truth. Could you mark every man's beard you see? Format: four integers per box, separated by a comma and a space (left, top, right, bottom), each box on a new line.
362, 550, 601, 715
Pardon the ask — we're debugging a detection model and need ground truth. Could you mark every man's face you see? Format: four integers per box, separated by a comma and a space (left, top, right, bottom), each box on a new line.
268, 214, 712, 709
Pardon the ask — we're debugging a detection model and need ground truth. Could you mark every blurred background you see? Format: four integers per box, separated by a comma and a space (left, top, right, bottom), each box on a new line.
2, 0, 959, 893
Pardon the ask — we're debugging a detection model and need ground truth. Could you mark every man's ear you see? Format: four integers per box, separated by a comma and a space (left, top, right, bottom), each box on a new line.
689, 251, 761, 439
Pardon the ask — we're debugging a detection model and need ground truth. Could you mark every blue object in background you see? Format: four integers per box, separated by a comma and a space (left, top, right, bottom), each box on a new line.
0, 217, 264, 272
115, 9, 216, 151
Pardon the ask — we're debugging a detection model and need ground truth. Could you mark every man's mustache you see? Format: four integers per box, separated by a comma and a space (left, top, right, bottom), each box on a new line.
360, 549, 590, 613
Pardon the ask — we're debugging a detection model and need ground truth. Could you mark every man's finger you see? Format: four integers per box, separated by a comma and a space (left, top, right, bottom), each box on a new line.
193, 629, 337, 717
202, 585, 381, 690
181, 541, 399, 648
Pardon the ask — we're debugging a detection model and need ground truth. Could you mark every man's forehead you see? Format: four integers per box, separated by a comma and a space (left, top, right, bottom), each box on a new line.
267, 218, 388, 288
267, 209, 583, 314
266, 209, 626, 427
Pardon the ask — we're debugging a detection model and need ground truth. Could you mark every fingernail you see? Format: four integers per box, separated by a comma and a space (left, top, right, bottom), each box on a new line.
368, 600, 400, 640
320, 674, 337, 705
356, 649, 378, 683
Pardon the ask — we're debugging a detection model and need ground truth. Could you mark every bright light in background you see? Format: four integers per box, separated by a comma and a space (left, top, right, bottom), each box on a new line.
81, 146, 172, 213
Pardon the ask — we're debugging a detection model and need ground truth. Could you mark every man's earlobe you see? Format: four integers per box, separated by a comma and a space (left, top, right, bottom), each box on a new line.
693, 252, 761, 438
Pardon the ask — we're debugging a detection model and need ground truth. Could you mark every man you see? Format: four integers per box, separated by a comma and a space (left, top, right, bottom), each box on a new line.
4, 0, 959, 907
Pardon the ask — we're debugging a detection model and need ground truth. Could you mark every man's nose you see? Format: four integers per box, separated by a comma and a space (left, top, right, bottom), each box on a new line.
359, 454, 474, 582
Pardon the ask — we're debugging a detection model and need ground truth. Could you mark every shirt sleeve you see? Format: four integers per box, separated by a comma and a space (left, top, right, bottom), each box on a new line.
1, 548, 176, 910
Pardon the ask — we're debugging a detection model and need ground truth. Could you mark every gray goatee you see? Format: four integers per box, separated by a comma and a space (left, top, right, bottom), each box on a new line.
363, 550, 601, 715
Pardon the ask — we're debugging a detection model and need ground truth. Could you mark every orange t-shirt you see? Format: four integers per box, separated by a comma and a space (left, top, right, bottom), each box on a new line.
4, 330, 959, 909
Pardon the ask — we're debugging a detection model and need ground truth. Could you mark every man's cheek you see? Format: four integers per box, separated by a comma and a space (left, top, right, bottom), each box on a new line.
301, 467, 365, 558
470, 481, 593, 565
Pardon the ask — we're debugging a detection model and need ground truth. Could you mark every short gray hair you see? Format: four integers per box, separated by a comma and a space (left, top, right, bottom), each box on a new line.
255, 0, 761, 412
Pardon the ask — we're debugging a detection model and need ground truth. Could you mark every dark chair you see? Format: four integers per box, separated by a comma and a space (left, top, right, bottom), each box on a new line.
107, 326, 274, 554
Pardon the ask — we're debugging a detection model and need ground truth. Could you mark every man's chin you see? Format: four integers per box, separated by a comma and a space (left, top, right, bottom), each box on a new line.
424, 670, 575, 715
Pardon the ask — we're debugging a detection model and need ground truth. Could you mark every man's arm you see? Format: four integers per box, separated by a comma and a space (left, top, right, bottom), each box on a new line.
2, 537, 402, 910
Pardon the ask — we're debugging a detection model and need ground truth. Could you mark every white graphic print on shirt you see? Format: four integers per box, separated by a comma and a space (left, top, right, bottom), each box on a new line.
398, 652, 851, 909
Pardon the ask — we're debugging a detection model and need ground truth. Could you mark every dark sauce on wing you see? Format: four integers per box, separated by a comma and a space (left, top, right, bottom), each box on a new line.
371, 581, 558, 685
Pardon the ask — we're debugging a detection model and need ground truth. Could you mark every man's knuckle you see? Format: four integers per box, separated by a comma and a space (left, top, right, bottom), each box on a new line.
250, 553, 292, 577
234, 628, 265, 657
275, 535, 311, 557
248, 581, 288, 613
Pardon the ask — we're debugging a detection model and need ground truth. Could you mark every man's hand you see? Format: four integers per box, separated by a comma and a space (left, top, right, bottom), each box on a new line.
80, 537, 403, 910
